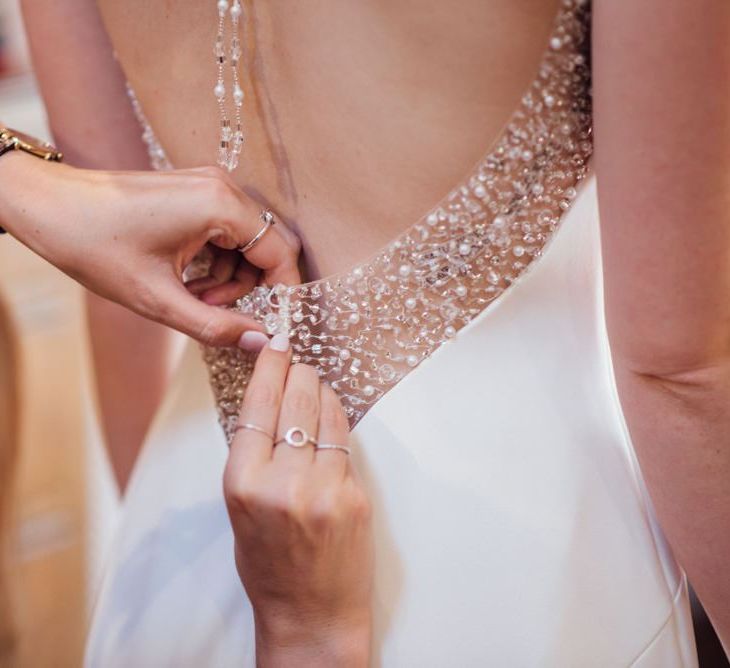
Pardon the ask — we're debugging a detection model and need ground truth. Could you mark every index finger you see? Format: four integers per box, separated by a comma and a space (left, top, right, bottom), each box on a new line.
150, 278, 265, 347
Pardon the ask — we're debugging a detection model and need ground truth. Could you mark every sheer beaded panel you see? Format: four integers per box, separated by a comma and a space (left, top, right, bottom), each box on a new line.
127, 84, 173, 172
132, 0, 592, 443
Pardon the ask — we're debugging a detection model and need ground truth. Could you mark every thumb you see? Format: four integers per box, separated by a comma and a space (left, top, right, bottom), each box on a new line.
153, 281, 267, 347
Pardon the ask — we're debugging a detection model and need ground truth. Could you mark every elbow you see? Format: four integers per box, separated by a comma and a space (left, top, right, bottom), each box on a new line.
608, 327, 730, 415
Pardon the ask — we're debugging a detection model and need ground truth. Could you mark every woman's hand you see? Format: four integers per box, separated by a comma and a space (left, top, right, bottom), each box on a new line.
0, 152, 300, 347
223, 334, 373, 667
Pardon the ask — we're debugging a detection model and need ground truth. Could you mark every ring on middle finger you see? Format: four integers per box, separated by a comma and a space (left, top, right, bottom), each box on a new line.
275, 426, 318, 449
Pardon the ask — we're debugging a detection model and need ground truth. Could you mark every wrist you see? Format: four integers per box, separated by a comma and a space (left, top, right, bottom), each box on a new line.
254, 610, 371, 667
0, 150, 45, 238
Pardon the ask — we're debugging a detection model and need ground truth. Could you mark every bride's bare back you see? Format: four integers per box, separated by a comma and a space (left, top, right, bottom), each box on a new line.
97, 0, 560, 279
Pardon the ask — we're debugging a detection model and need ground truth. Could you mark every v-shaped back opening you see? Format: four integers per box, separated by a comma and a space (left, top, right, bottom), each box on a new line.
201, 0, 593, 439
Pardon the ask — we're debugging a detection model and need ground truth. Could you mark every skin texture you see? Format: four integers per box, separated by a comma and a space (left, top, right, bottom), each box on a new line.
15, 0, 730, 658
593, 0, 730, 652
16, 0, 301, 491
95, 0, 560, 281
0, 151, 300, 489
225, 337, 373, 666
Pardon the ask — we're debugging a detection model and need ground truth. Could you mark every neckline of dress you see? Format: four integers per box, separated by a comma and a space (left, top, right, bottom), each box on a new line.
130, 1, 578, 293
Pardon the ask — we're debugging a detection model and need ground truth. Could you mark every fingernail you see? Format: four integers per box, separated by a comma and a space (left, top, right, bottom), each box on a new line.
238, 331, 270, 352
269, 332, 290, 352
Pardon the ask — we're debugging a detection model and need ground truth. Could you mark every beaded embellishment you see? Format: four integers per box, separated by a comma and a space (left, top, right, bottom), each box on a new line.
131, 0, 592, 443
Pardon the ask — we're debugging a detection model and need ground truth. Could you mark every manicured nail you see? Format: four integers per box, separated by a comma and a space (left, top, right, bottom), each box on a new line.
238, 331, 270, 352
269, 332, 290, 352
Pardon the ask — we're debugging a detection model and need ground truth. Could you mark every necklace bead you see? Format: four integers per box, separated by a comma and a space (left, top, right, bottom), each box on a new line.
214, 0, 245, 171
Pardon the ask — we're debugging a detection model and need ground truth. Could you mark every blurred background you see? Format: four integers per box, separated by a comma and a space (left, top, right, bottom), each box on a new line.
0, 1, 118, 665
0, 0, 728, 666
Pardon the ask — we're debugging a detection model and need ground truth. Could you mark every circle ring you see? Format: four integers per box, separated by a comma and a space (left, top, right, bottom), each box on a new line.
237, 209, 277, 254
275, 426, 318, 449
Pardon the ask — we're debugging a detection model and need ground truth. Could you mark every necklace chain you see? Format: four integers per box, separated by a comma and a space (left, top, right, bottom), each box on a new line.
214, 0, 244, 171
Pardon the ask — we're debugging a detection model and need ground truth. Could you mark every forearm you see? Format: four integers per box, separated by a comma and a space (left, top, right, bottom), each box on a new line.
86, 294, 178, 492
593, 0, 730, 652
20, 0, 177, 488
613, 362, 730, 653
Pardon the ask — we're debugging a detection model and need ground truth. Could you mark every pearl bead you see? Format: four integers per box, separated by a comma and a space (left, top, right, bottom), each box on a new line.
353, 267, 364, 280
363, 385, 375, 397
550, 37, 562, 50
459, 243, 471, 256
217, 0, 229, 14
349, 312, 360, 324
445, 326, 457, 338
233, 86, 244, 104
399, 264, 412, 278
406, 355, 419, 368
492, 216, 506, 229
292, 311, 304, 323
230, 2, 242, 19
455, 285, 467, 298
214, 82, 225, 100
405, 297, 417, 310
513, 245, 525, 257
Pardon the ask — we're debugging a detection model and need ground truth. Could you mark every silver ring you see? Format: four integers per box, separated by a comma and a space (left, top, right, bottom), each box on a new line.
275, 426, 318, 449
235, 423, 275, 441
316, 444, 352, 456
237, 209, 276, 254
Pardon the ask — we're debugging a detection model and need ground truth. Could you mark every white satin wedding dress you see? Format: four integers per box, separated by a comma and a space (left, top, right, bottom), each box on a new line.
85, 1, 699, 665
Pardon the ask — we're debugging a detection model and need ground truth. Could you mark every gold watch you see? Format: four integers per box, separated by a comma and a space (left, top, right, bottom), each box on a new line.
0, 127, 63, 162
0, 127, 63, 234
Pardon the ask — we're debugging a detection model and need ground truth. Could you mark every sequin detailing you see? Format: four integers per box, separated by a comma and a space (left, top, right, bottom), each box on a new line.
126, 84, 173, 172
133, 0, 592, 443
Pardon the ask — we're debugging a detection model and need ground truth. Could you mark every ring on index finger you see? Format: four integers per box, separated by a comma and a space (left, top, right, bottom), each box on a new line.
237, 209, 277, 254
234, 422, 275, 442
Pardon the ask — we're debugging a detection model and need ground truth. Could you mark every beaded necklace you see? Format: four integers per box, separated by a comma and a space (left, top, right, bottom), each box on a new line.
214, 0, 245, 171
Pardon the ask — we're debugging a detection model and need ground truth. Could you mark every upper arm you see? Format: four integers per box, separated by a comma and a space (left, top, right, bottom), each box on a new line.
20, 0, 149, 169
593, 0, 730, 376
